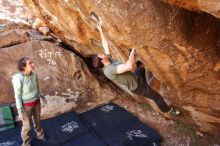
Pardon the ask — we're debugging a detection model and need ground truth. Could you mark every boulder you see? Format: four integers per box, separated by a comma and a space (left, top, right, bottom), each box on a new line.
162, 0, 220, 19
0, 0, 34, 24
23, 0, 220, 134
0, 23, 117, 119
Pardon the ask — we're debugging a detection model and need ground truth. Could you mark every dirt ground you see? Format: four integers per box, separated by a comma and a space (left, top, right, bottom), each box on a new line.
111, 89, 220, 146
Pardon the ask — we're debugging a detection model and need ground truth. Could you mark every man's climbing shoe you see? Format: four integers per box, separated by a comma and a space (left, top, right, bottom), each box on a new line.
168, 107, 180, 116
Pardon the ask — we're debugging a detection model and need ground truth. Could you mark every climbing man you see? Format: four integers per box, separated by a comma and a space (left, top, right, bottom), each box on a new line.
92, 21, 180, 116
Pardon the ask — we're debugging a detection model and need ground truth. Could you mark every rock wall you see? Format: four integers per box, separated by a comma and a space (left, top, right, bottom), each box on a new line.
162, 0, 220, 19
0, 0, 34, 24
0, 23, 119, 119
22, 0, 220, 134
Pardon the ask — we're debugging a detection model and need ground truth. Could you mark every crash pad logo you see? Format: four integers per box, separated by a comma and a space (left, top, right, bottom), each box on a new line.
100, 105, 114, 112
0, 141, 16, 146
61, 121, 79, 133
126, 130, 148, 140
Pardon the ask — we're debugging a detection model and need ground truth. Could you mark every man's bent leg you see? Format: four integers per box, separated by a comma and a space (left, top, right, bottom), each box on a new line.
132, 66, 180, 114
146, 87, 171, 112
132, 81, 171, 113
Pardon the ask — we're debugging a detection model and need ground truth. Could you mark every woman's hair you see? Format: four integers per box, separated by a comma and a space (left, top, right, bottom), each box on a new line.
91, 54, 104, 68
17, 57, 29, 71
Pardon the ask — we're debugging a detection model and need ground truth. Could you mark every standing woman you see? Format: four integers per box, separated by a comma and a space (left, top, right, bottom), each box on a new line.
12, 57, 47, 146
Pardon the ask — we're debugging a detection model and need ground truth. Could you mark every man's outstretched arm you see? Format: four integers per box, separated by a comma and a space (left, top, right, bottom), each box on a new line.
116, 49, 135, 74
97, 23, 110, 55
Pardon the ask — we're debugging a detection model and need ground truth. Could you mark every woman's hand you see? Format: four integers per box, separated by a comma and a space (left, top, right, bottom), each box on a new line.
18, 111, 24, 121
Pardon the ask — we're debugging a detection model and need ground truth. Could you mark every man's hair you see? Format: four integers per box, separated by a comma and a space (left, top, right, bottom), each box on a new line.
91, 54, 104, 68
17, 57, 29, 71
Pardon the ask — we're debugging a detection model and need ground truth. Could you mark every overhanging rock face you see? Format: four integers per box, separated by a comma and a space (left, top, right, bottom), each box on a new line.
23, 0, 220, 134
162, 0, 220, 19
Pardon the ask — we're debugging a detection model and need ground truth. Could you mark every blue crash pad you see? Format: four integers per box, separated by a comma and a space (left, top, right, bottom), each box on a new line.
0, 126, 22, 146
52, 111, 89, 144
82, 103, 161, 145
63, 134, 106, 146
31, 118, 60, 146
82, 103, 134, 138
105, 122, 161, 146
82, 103, 133, 122
0, 103, 161, 146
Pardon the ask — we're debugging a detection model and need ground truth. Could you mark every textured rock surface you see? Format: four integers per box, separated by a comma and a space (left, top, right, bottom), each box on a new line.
162, 0, 220, 19
0, 0, 34, 24
23, 0, 220, 134
0, 23, 117, 119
